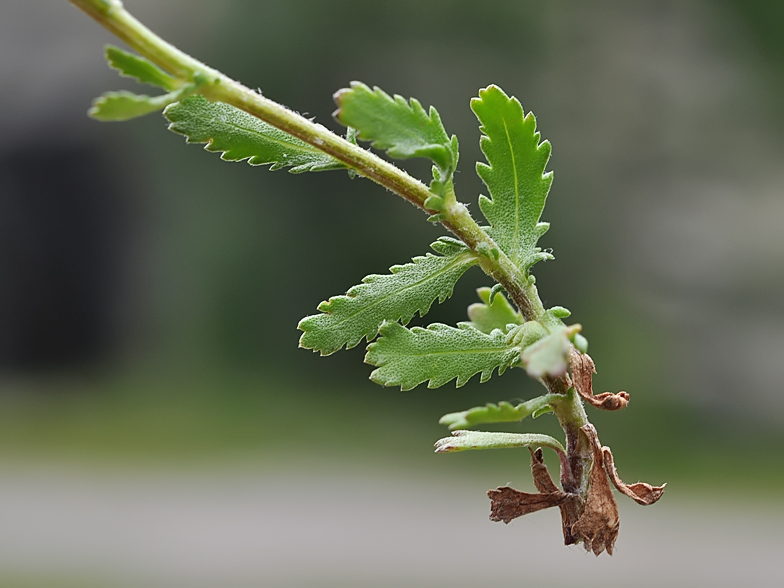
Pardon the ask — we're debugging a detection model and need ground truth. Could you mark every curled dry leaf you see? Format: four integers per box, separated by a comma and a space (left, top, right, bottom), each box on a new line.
488, 448, 570, 523
529, 447, 559, 493
530, 448, 582, 545
487, 486, 568, 524
486, 426, 664, 555
570, 349, 630, 411
573, 424, 620, 556
487, 448, 584, 546
602, 447, 666, 505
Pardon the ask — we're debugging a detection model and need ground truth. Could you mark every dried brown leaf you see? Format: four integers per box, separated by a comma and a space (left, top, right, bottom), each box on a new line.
488, 449, 571, 525
529, 447, 560, 494
529, 448, 582, 545
572, 424, 620, 556
603, 447, 666, 505
487, 486, 569, 524
570, 349, 629, 411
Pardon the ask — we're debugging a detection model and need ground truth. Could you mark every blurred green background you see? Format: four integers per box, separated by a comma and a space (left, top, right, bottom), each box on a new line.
0, 0, 783, 586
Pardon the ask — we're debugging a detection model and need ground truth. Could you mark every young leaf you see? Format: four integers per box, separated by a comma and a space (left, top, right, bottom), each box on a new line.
521, 329, 571, 378
506, 320, 548, 349
105, 45, 179, 91
472, 85, 553, 271
89, 89, 183, 121
334, 82, 458, 174
298, 238, 478, 356
366, 322, 520, 390
467, 287, 522, 334
439, 395, 555, 431
165, 96, 347, 173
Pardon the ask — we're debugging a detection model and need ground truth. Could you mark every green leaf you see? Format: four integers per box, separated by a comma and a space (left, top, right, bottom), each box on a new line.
573, 332, 589, 354
439, 395, 556, 430
472, 85, 553, 271
334, 82, 458, 174
298, 238, 478, 356
520, 329, 571, 378
89, 89, 183, 121
165, 95, 347, 173
105, 45, 179, 91
506, 320, 548, 349
366, 322, 520, 391
434, 431, 564, 454
467, 287, 522, 334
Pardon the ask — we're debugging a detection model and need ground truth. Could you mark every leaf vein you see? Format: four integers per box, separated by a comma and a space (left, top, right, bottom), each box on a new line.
502, 117, 521, 264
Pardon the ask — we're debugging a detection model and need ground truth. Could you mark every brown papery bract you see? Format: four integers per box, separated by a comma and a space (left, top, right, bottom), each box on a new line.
570, 349, 630, 411
487, 486, 569, 524
529, 448, 582, 545
603, 447, 666, 505
572, 424, 620, 556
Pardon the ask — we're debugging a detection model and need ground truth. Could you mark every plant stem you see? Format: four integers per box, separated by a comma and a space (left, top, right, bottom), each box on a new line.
69, 0, 538, 320
69, 0, 593, 498
549, 389, 591, 496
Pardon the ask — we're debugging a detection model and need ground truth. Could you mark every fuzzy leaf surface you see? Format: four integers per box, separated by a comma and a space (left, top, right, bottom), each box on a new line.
521, 329, 571, 378
89, 90, 182, 121
298, 238, 478, 356
467, 287, 522, 334
105, 45, 178, 91
434, 431, 564, 454
334, 82, 458, 173
439, 395, 554, 431
366, 322, 520, 390
472, 85, 553, 271
165, 96, 346, 172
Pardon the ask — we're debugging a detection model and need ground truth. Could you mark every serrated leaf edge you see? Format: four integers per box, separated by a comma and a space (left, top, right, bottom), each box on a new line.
164, 97, 346, 173
366, 321, 521, 391
335, 82, 457, 173
104, 45, 179, 91
472, 84, 554, 271
298, 243, 478, 355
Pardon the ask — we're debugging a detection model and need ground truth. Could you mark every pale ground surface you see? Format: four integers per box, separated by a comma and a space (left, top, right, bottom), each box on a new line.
0, 459, 779, 588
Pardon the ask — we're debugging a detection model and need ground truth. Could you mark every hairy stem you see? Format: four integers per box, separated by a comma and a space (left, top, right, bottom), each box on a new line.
549, 388, 591, 497
70, 0, 593, 497
69, 0, 537, 319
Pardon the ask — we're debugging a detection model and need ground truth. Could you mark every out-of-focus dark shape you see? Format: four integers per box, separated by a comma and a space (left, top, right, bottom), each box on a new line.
0, 144, 127, 370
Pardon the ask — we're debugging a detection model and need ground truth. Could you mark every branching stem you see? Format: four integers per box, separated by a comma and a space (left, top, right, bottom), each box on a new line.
69, 0, 593, 501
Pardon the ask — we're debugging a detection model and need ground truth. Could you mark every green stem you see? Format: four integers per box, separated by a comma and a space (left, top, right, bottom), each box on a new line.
69, 0, 537, 321
70, 0, 593, 497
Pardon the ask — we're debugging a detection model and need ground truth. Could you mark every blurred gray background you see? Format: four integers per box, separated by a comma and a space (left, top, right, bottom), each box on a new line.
0, 0, 782, 586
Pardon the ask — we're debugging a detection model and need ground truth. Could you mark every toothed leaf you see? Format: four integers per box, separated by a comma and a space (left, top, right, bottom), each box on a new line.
434, 431, 564, 454
89, 90, 182, 121
105, 45, 178, 91
467, 287, 522, 334
298, 238, 478, 355
472, 85, 553, 271
366, 322, 520, 390
165, 96, 346, 173
334, 82, 458, 173
439, 395, 553, 430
